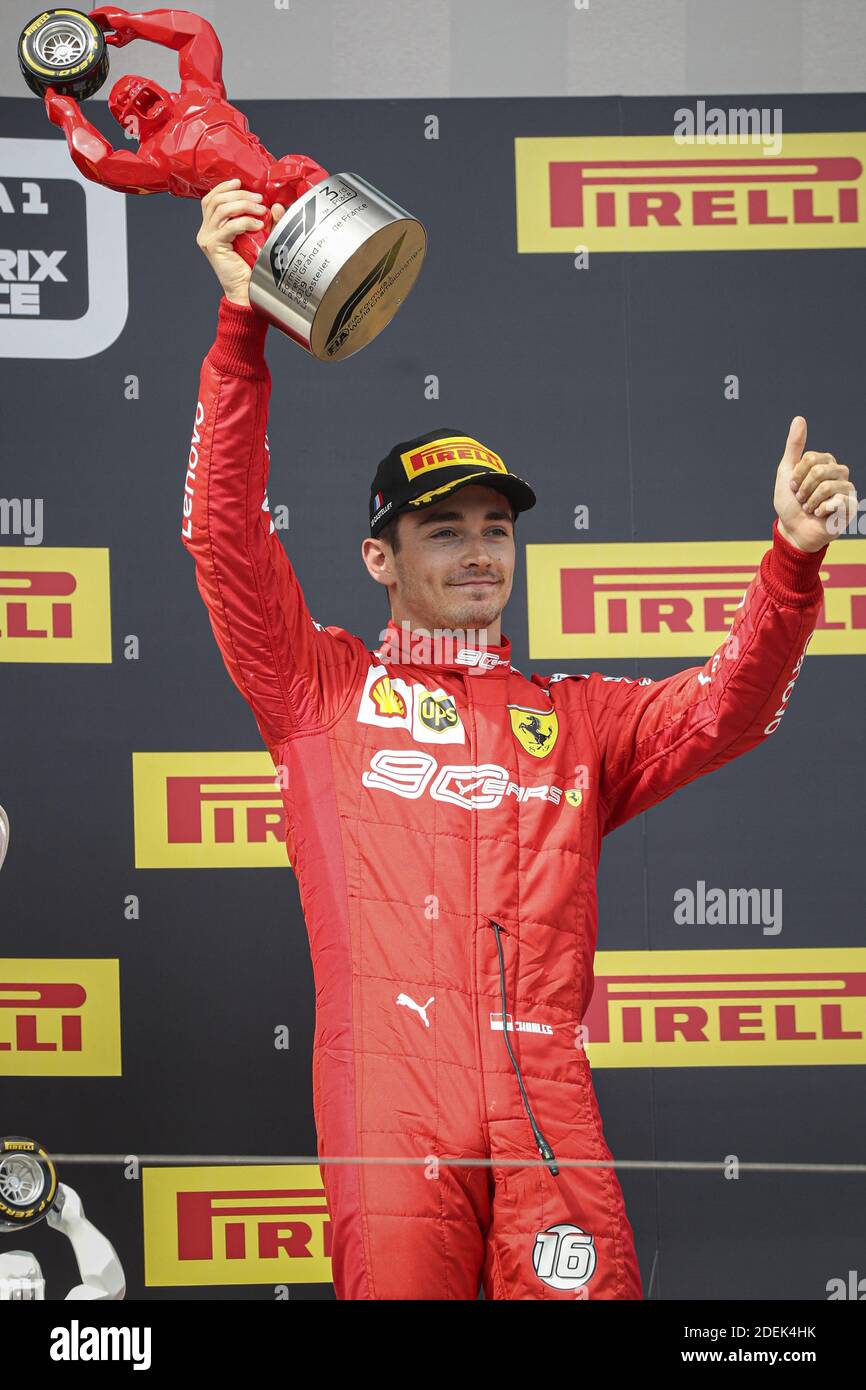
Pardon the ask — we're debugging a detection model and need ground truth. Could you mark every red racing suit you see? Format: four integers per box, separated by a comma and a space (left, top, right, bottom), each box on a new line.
182, 297, 829, 1300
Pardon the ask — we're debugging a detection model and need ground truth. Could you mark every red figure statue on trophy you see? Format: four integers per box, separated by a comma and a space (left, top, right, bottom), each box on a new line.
20, 6, 426, 357
42, 5, 328, 263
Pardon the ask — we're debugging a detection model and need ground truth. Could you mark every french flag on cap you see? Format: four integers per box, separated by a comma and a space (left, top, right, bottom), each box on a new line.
373, 491, 384, 510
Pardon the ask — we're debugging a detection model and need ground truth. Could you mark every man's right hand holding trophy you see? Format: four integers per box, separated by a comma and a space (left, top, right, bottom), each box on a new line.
196, 178, 287, 309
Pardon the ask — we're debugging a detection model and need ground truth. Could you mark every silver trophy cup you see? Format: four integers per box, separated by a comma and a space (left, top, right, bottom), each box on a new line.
248, 172, 427, 362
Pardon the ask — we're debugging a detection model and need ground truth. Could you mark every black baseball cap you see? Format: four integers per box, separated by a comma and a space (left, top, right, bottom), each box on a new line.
369, 427, 536, 537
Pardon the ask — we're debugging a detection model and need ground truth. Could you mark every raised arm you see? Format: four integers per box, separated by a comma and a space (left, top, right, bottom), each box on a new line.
182, 183, 366, 755
89, 6, 225, 93
534, 416, 857, 834
547, 523, 829, 834
45, 92, 168, 193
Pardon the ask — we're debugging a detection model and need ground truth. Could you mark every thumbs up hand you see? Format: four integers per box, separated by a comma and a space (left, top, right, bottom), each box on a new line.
774, 416, 857, 551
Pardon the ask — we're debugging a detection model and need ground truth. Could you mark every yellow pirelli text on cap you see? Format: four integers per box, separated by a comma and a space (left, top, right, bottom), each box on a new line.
400, 436, 507, 480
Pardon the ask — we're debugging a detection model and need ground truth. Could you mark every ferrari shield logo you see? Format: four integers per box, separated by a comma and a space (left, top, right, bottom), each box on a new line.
564, 789, 583, 807
508, 705, 558, 758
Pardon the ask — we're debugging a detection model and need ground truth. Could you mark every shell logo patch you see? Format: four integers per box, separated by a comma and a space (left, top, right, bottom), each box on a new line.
370, 675, 407, 719
508, 705, 558, 758
357, 664, 465, 744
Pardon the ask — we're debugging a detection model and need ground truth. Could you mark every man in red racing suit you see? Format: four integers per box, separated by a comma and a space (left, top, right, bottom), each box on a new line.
183, 189, 848, 1298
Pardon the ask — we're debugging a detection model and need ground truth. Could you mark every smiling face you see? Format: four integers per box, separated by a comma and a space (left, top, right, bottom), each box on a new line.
361, 483, 517, 643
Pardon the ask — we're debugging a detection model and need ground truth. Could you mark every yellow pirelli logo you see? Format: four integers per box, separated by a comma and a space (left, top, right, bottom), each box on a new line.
515, 133, 866, 252
132, 752, 289, 869
526, 539, 866, 659
585, 949, 866, 1067
143, 1165, 332, 1287
0, 960, 121, 1076
399, 435, 506, 480
0, 548, 111, 663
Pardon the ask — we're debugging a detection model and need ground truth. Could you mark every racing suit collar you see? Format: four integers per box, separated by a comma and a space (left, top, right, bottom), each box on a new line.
376, 617, 513, 675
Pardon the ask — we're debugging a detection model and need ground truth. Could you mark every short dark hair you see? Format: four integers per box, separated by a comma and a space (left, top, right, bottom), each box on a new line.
376, 504, 519, 557
377, 513, 403, 554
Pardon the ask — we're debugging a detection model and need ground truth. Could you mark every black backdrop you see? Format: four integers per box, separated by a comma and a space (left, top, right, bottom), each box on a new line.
1, 89, 864, 1299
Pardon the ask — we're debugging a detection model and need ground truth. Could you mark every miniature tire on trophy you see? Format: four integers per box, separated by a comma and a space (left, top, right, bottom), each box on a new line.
18, 9, 108, 101
0, 1137, 59, 1233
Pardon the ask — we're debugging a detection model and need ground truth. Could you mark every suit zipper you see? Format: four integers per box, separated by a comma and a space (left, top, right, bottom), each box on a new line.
489, 919, 559, 1178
